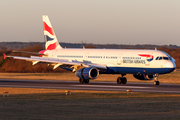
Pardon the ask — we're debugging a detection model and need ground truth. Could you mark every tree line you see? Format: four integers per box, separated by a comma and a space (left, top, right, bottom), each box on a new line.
0, 44, 67, 73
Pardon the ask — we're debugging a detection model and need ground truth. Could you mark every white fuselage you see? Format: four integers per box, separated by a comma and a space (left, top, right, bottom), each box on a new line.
44, 48, 176, 75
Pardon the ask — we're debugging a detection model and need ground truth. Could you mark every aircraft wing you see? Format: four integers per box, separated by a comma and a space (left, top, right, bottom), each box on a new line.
6, 55, 107, 70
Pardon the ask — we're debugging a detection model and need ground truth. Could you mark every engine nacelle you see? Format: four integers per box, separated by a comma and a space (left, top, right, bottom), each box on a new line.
76, 67, 99, 80
133, 74, 155, 80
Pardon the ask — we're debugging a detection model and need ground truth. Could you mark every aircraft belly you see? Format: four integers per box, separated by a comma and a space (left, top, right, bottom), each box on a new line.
102, 67, 175, 75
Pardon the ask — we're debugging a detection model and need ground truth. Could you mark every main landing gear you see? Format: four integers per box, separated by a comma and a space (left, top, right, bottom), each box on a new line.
79, 78, 89, 84
117, 74, 127, 84
153, 74, 160, 85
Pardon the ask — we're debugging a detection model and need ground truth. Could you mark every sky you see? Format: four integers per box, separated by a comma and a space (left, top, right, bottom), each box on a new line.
1, 0, 180, 45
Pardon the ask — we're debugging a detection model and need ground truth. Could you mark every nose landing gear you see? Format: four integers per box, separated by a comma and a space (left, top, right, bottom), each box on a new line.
153, 74, 160, 85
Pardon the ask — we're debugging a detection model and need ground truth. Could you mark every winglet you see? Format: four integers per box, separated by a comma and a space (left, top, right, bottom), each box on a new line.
3, 53, 7, 59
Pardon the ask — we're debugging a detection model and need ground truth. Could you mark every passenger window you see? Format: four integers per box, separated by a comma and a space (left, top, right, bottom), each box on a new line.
159, 57, 162, 60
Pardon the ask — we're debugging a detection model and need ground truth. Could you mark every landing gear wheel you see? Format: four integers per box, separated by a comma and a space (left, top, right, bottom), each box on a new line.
117, 77, 127, 84
79, 78, 89, 84
84, 79, 89, 84
154, 81, 160, 85
79, 78, 84, 84
121, 77, 127, 84
117, 77, 121, 84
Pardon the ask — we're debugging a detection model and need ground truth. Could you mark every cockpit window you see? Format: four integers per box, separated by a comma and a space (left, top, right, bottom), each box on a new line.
169, 57, 172, 60
163, 57, 169, 60
156, 56, 169, 60
156, 57, 159, 60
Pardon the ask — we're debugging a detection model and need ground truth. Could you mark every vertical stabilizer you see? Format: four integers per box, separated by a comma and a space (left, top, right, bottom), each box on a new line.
42, 15, 62, 50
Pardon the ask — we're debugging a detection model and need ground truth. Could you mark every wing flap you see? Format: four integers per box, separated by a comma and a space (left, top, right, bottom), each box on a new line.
32, 61, 39, 65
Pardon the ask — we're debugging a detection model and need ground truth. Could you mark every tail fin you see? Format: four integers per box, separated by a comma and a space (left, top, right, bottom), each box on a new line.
42, 15, 62, 50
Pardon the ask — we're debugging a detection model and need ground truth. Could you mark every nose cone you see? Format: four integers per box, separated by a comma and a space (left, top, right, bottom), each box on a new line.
166, 61, 176, 68
165, 61, 176, 73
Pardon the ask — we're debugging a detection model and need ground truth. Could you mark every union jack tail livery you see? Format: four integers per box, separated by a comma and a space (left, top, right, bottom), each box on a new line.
43, 15, 62, 50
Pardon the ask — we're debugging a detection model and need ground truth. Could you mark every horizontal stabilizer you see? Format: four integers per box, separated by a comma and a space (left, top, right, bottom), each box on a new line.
12, 50, 48, 56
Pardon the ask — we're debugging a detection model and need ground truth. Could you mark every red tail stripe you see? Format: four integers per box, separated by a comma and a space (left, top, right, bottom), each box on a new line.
43, 22, 54, 35
47, 41, 58, 50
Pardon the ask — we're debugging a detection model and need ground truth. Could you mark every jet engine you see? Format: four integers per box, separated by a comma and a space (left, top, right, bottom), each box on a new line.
76, 67, 99, 80
133, 74, 155, 80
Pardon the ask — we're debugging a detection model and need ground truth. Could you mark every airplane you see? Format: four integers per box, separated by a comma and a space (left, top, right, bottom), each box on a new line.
5, 15, 176, 85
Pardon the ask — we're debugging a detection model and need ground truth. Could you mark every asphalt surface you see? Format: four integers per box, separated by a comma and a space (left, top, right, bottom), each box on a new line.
0, 79, 180, 94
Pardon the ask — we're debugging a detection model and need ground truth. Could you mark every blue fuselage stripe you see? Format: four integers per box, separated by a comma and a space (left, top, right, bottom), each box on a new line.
100, 67, 175, 75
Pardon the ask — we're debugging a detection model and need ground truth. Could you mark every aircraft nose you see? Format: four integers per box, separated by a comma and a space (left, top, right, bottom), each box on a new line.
166, 61, 176, 68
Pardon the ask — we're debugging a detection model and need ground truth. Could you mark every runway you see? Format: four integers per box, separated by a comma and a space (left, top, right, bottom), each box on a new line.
0, 79, 180, 94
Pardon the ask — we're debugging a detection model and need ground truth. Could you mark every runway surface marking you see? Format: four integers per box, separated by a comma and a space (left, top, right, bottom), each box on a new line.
73, 85, 153, 89
1, 84, 179, 94
1, 79, 180, 94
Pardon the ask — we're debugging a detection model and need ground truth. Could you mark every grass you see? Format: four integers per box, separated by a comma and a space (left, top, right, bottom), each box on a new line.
0, 87, 180, 119
0, 70, 179, 84
0, 71, 180, 119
